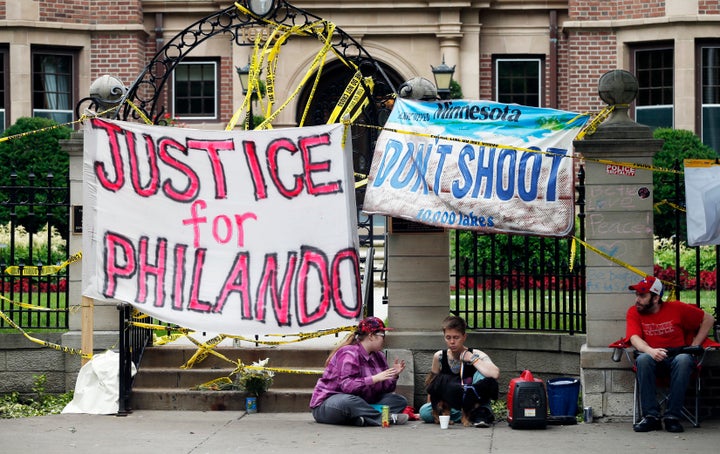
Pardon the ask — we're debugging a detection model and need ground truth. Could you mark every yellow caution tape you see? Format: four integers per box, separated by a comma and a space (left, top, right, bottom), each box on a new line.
573, 236, 676, 299
654, 199, 686, 214
0, 308, 92, 359
126, 99, 154, 125
3, 251, 82, 277
0, 293, 53, 311
574, 105, 616, 140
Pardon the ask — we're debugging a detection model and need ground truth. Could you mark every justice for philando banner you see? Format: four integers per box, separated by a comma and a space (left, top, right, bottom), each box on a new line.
363, 99, 591, 236
82, 118, 361, 335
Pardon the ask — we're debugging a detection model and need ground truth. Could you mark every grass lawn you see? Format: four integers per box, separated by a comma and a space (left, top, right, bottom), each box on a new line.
453, 290, 719, 334
0, 292, 68, 332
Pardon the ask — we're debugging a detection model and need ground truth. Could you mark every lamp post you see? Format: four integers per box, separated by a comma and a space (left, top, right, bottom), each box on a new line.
431, 57, 456, 100
245, 0, 277, 17
236, 62, 253, 130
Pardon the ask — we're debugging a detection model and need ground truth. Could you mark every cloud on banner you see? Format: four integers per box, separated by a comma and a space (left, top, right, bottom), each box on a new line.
82, 119, 361, 335
363, 98, 590, 236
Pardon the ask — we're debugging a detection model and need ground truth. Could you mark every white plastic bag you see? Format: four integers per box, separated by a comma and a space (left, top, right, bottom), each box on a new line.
62, 350, 135, 414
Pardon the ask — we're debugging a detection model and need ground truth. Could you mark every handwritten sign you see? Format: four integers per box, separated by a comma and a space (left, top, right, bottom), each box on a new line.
363, 99, 590, 236
82, 119, 361, 335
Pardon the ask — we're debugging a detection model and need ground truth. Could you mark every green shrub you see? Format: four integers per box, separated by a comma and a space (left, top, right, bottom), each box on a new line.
0, 222, 67, 265
0, 117, 72, 239
0, 375, 73, 419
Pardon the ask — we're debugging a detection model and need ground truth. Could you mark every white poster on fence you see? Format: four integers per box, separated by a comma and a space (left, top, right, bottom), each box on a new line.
685, 159, 720, 246
82, 118, 361, 335
363, 98, 590, 236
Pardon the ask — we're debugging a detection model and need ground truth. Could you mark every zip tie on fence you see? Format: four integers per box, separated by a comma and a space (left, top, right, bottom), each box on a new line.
0, 308, 92, 359
3, 251, 82, 277
572, 236, 677, 299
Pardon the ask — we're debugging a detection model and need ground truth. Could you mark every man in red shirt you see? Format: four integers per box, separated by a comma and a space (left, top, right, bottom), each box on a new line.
626, 276, 715, 433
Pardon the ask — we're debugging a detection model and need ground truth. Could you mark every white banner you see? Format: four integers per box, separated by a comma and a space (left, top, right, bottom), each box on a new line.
363, 99, 590, 236
83, 119, 361, 335
685, 159, 720, 246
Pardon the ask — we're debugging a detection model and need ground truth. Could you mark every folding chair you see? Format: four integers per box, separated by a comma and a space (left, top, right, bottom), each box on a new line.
609, 337, 720, 428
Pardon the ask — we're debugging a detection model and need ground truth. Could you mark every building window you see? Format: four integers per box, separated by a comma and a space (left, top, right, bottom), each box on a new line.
634, 47, 674, 129
701, 44, 720, 154
0, 48, 6, 133
173, 61, 217, 119
32, 51, 74, 124
495, 58, 542, 107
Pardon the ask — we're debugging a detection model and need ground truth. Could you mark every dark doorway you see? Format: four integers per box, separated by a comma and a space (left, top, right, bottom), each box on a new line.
295, 60, 404, 180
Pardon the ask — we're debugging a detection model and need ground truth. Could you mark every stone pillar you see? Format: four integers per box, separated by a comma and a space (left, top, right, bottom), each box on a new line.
385, 229, 450, 333
574, 70, 664, 419
61, 132, 119, 389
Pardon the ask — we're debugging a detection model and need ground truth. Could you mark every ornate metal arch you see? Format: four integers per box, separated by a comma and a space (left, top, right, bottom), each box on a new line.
77, 2, 396, 128
76, 1, 396, 268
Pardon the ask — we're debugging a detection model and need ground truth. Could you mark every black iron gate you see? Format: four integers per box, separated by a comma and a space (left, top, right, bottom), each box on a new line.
451, 167, 586, 334
0, 171, 70, 330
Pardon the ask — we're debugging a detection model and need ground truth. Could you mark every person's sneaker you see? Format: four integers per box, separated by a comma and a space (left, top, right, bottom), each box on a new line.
390, 413, 408, 425
471, 405, 495, 428
353, 416, 365, 427
663, 417, 684, 433
633, 416, 662, 432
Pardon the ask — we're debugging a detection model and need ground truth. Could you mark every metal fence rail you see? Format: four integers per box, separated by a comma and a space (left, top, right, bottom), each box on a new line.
451, 167, 586, 334
0, 172, 70, 330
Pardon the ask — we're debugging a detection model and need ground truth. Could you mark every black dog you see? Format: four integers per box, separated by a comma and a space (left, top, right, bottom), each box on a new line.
426, 373, 498, 427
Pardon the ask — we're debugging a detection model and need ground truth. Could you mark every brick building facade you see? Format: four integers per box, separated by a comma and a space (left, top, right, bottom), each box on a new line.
0, 1, 716, 152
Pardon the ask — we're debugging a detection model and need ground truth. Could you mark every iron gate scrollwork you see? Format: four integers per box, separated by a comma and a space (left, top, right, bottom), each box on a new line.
79, 1, 398, 414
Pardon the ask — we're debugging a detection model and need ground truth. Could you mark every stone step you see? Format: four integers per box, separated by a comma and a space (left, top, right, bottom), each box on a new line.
130, 346, 328, 412
130, 387, 313, 412
138, 346, 333, 368
133, 366, 321, 389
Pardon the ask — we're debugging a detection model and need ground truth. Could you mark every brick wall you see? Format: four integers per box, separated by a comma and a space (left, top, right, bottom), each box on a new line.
699, 1, 720, 14
92, 32, 148, 86
38, 0, 143, 24
569, 0, 666, 20
479, 32, 615, 114
559, 31, 617, 113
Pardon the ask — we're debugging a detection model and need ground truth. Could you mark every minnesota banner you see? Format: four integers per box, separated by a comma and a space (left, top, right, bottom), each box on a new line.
82, 119, 361, 335
363, 98, 590, 236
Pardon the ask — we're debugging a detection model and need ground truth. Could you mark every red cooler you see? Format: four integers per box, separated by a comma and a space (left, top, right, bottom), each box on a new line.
507, 369, 547, 429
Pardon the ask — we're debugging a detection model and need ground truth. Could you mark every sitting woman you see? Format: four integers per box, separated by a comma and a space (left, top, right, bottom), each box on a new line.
310, 316, 409, 426
419, 315, 500, 427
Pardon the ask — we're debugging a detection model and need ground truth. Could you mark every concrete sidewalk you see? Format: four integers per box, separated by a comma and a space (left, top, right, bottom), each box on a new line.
1, 411, 719, 453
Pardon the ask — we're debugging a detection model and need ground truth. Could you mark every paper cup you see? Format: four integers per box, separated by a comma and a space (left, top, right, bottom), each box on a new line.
439, 415, 450, 429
